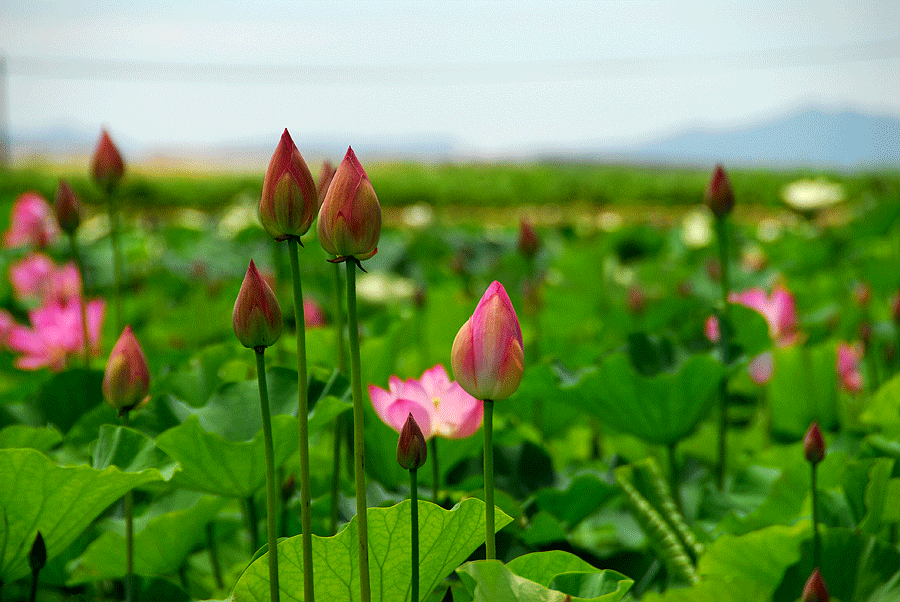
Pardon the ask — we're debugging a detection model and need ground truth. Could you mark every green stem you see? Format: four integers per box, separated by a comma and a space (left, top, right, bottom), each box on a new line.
330, 413, 343, 535
714, 216, 732, 491
121, 411, 134, 602
288, 238, 315, 602
430, 438, 440, 504
410, 468, 419, 602
667, 442, 682, 514
255, 349, 280, 602
334, 261, 347, 374
68, 231, 91, 369
28, 568, 39, 602
206, 523, 224, 590
245, 496, 260, 555
107, 189, 124, 332
811, 462, 820, 569
483, 399, 496, 560
346, 261, 371, 602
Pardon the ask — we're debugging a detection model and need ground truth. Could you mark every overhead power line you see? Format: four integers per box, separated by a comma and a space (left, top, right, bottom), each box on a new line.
6, 39, 900, 86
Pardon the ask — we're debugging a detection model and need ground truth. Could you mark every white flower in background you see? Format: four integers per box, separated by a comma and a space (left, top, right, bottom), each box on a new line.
357, 272, 416, 303
401, 203, 434, 229
681, 207, 713, 248
781, 179, 845, 212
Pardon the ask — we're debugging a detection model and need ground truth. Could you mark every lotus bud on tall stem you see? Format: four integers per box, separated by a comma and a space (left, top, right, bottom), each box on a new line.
706, 164, 735, 491
802, 568, 829, 602
259, 129, 319, 602
804, 421, 826, 569
398, 413, 427, 602
103, 325, 150, 602
233, 260, 283, 602
452, 281, 524, 559
318, 147, 381, 602
91, 129, 126, 331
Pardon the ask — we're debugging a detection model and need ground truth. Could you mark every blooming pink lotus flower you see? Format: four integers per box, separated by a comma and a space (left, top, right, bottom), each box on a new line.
3, 192, 60, 249
452, 281, 524, 401
103, 325, 151, 413
259, 129, 318, 241
317, 147, 381, 262
837, 341, 863, 394
233, 260, 283, 349
369, 365, 483, 440
9, 253, 81, 304
6, 298, 104, 371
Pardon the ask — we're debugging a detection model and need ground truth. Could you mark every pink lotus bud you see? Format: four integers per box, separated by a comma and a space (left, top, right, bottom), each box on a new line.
802, 568, 829, 602
837, 342, 863, 394
317, 147, 381, 262
317, 159, 336, 210
451, 281, 524, 401
397, 412, 427, 471
705, 164, 734, 219
54, 179, 81, 234
91, 129, 125, 193
517, 219, 539, 259
803, 421, 825, 464
258, 129, 318, 241
3, 192, 60, 249
103, 325, 151, 414
233, 260, 282, 349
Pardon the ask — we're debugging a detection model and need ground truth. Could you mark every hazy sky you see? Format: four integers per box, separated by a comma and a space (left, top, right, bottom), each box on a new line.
3, 0, 899, 156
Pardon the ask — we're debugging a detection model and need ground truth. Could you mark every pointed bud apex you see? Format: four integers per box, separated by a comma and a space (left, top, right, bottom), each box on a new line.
705, 164, 734, 219
804, 422, 825, 464
91, 129, 125, 193
54, 179, 81, 234
441, 587, 454, 602
452, 281, 524, 401
29, 531, 46, 572
233, 260, 282, 349
259, 129, 318, 240
317, 147, 382, 261
517, 220, 540, 259
103, 325, 151, 415
802, 568, 829, 602
397, 413, 427, 470
317, 159, 336, 210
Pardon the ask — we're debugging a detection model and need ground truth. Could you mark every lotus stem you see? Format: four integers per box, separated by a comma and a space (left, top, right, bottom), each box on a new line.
483, 398, 496, 559
811, 461, 821, 569
714, 216, 732, 491
121, 411, 134, 602
410, 467, 420, 602
255, 349, 280, 602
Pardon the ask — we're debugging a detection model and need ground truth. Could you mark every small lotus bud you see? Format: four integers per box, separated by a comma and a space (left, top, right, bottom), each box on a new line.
317, 159, 336, 210
853, 282, 871, 307
233, 260, 283, 349
29, 531, 46, 572
54, 179, 81, 234
451, 281, 524, 401
317, 147, 382, 262
397, 412, 427, 470
91, 129, 125, 193
705, 164, 734, 219
103, 325, 151, 415
259, 129, 318, 241
517, 219, 540, 259
281, 473, 297, 502
803, 422, 825, 464
802, 568, 829, 602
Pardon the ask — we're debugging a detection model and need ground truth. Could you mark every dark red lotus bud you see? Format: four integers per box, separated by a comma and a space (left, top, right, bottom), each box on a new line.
802, 568, 829, 602
803, 422, 825, 464
29, 531, 46, 572
705, 164, 734, 219
54, 179, 81, 234
397, 413, 427, 471
91, 129, 125, 193
517, 220, 540, 260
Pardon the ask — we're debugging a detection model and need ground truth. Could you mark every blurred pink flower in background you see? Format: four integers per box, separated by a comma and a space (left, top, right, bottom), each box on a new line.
837, 341, 863, 394
369, 365, 483, 440
706, 284, 798, 384
9, 253, 81, 304
6, 299, 105, 370
3, 192, 60, 249
303, 298, 327, 327
0, 310, 13, 348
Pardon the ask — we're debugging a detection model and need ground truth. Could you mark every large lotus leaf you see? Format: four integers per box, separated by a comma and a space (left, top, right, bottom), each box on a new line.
860, 371, 900, 437
0, 424, 62, 452
767, 342, 838, 438
567, 353, 724, 445
155, 414, 298, 498
92, 424, 178, 480
68, 492, 227, 583
532, 473, 618, 529
34, 368, 105, 432
774, 527, 900, 602
230, 498, 512, 602
0, 448, 163, 583
457, 550, 632, 602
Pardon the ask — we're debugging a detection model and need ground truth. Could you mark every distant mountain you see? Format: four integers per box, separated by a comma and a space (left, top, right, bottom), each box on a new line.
629, 107, 900, 169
